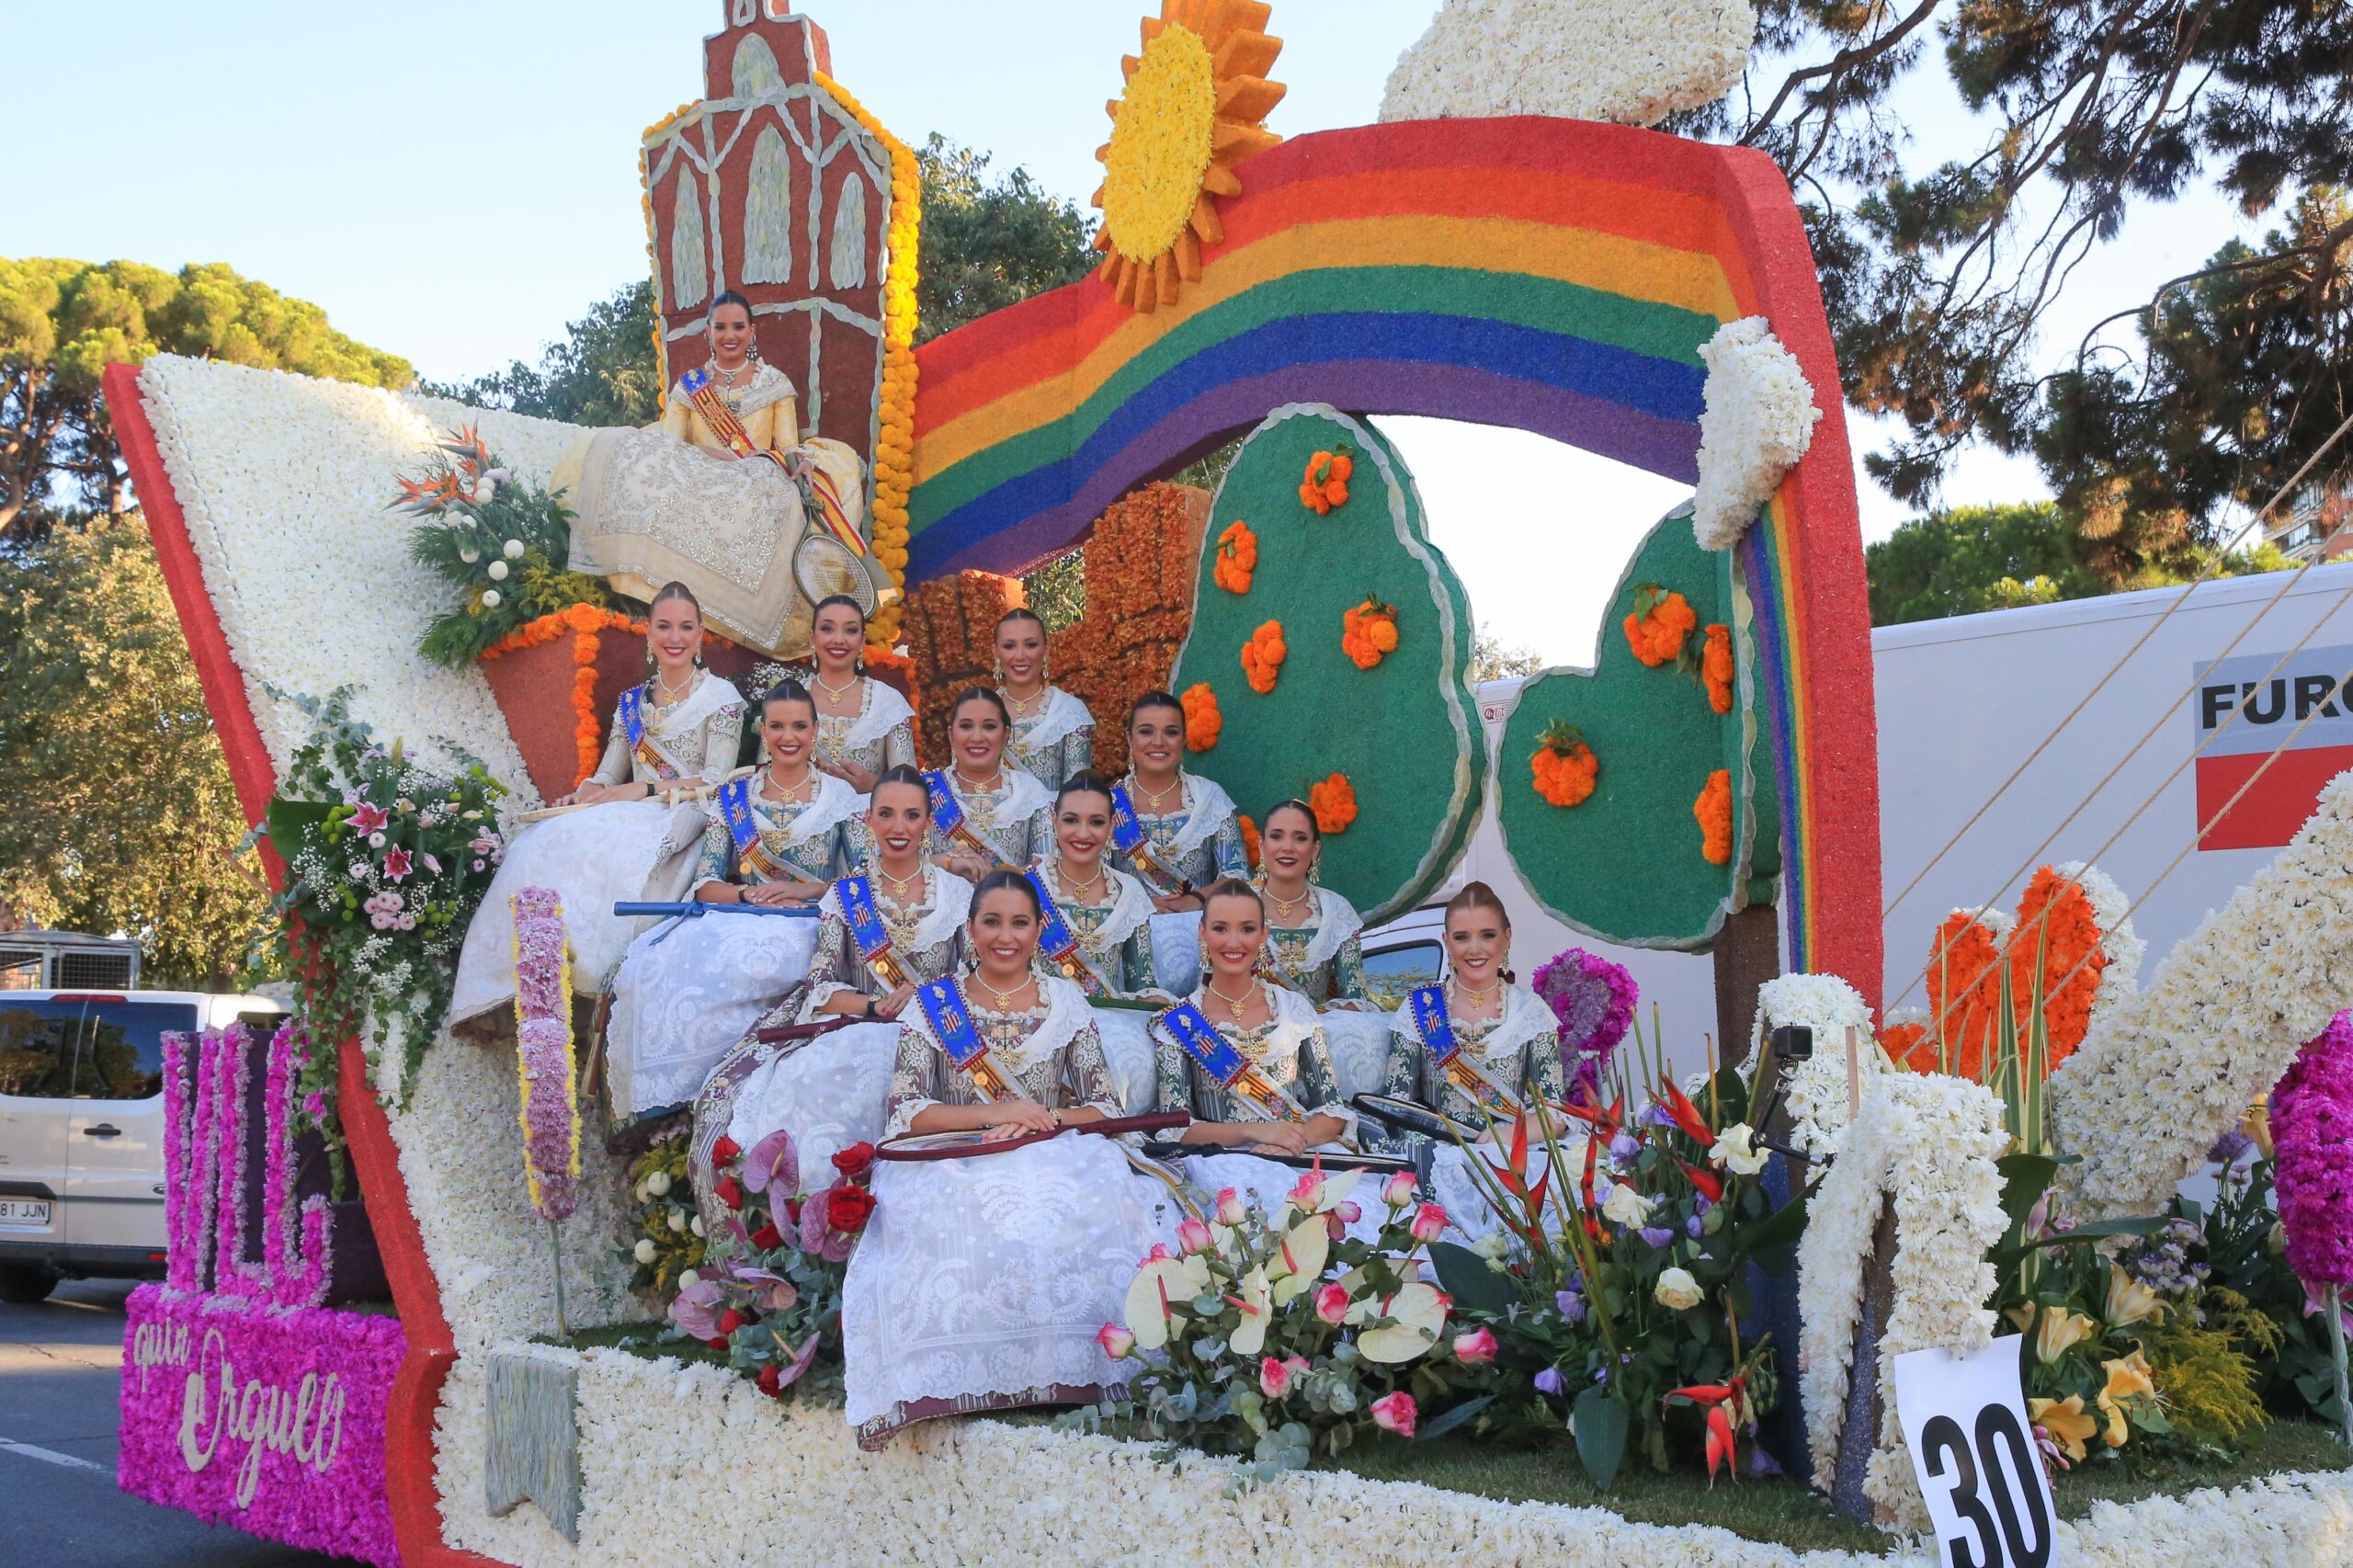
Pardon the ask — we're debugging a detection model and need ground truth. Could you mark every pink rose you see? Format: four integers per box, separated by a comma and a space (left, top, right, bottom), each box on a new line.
1097, 1324, 1136, 1359
1453, 1326, 1498, 1365
1143, 1243, 1172, 1263
1259, 1356, 1294, 1398
1288, 1166, 1327, 1210
1381, 1170, 1416, 1210
1313, 1282, 1349, 1324
1409, 1202, 1449, 1244
1334, 1199, 1361, 1224
1176, 1217, 1214, 1256
1370, 1390, 1418, 1437
1213, 1187, 1247, 1227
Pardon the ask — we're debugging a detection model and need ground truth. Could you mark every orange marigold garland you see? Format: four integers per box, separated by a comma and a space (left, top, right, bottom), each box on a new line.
1307, 772, 1358, 835
1694, 768, 1733, 865
1180, 683, 1223, 751
1340, 598, 1401, 670
1241, 620, 1288, 694
1623, 585, 1699, 668
1700, 623, 1734, 715
1529, 720, 1598, 808
1299, 448, 1354, 515
1238, 812, 1262, 872
1211, 520, 1258, 594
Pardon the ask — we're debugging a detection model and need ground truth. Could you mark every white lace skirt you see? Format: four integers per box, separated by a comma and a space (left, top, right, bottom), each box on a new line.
1317, 1008, 1398, 1102
725, 1021, 900, 1195
603, 912, 822, 1128
842, 1133, 1173, 1446
449, 799, 709, 1027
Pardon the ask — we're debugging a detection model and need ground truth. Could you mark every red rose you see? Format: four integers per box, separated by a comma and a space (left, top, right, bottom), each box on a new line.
785, 1197, 803, 1224
832, 1142, 877, 1179
756, 1363, 783, 1397
706, 1335, 729, 1351
715, 1176, 744, 1210
826, 1184, 878, 1234
711, 1135, 742, 1165
716, 1309, 744, 1336
750, 1221, 784, 1251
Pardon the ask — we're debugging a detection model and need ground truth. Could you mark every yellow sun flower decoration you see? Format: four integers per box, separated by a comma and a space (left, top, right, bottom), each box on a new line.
1093, 0, 1286, 313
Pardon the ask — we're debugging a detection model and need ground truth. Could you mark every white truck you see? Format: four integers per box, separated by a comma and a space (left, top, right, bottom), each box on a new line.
1377, 562, 2353, 1068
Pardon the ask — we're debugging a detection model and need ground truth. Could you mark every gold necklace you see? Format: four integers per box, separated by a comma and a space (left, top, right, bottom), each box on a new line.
972, 971, 1032, 1010
1055, 858, 1108, 903
762, 764, 814, 803
1206, 975, 1259, 1018
954, 763, 1006, 793
1002, 684, 1047, 717
875, 862, 925, 903
1261, 879, 1311, 922
1131, 771, 1182, 813
654, 667, 696, 703
812, 670, 859, 702
1450, 975, 1501, 1011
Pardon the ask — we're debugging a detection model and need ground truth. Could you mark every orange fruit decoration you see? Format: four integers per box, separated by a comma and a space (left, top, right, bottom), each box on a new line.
1529, 720, 1598, 808
1299, 448, 1354, 514
1180, 682, 1223, 751
1701, 623, 1733, 714
1341, 597, 1401, 669
1623, 584, 1698, 667
1211, 519, 1258, 594
1307, 771, 1358, 834
1694, 768, 1733, 865
1240, 619, 1288, 693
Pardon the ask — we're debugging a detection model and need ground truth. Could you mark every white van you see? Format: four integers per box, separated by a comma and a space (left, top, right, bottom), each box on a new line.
0, 990, 285, 1302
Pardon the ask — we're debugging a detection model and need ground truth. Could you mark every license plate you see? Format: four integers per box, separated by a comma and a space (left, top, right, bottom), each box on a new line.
0, 1199, 51, 1227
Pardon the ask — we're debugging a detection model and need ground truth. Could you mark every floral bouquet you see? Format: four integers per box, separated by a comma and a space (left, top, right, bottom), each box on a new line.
657, 1130, 876, 1400
1530, 945, 1636, 1096
1081, 1166, 1495, 1477
257, 687, 508, 1102
396, 426, 621, 668
1429, 1028, 1805, 1490
623, 1134, 706, 1297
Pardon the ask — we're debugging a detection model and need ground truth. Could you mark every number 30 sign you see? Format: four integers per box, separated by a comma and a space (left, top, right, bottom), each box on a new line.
1893, 1342, 2060, 1568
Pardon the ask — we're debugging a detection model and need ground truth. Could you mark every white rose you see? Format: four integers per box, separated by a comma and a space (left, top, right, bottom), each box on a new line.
459, 546, 481, 564
647, 1170, 672, 1196
486, 559, 509, 581
474, 475, 499, 501
666, 1207, 688, 1233
633, 1238, 657, 1265
480, 588, 501, 608
502, 539, 525, 559
1601, 1182, 1654, 1228
1710, 1122, 1768, 1177
1654, 1267, 1704, 1312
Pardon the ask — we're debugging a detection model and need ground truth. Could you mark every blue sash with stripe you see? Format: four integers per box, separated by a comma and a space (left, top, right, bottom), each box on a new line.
915, 978, 992, 1076
1023, 869, 1105, 997
1410, 984, 1520, 1120
1154, 1001, 1305, 1123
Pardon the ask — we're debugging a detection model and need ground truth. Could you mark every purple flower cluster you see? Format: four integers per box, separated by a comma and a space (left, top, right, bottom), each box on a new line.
511, 886, 581, 1223
1531, 947, 1638, 1094
2272, 1009, 2353, 1290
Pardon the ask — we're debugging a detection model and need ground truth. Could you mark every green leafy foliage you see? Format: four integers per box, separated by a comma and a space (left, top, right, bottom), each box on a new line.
913, 135, 1097, 346
0, 517, 270, 987
420, 280, 665, 428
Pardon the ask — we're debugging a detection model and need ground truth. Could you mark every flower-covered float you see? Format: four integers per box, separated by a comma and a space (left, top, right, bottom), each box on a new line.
100, 2, 2353, 1562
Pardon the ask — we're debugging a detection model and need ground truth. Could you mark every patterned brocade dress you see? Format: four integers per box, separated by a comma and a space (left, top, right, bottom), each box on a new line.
1003, 686, 1096, 792
926, 767, 1054, 869
1379, 984, 1568, 1241
814, 676, 916, 784
1037, 860, 1165, 1115
1260, 883, 1390, 1102
449, 672, 745, 1027
1109, 771, 1248, 994
840, 976, 1176, 1449
601, 770, 858, 1133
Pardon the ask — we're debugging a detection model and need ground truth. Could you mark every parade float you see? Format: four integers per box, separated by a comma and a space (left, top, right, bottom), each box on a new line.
99, 1, 2353, 1562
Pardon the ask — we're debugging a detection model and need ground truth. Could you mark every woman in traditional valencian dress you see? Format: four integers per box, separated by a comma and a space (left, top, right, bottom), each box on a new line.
1377, 882, 1568, 1240
449, 583, 744, 1027
924, 687, 1053, 879
1108, 691, 1248, 995
840, 871, 1172, 1449
807, 594, 915, 794
1028, 771, 1167, 1116
995, 608, 1094, 791
1255, 800, 1370, 1006
1149, 880, 1381, 1243
601, 679, 854, 1142
700, 768, 971, 1200
555, 292, 890, 659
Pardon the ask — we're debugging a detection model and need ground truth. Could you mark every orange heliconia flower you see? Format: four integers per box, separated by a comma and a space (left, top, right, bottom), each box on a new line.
1341, 597, 1400, 670
1307, 771, 1358, 835
1180, 682, 1223, 751
1300, 449, 1354, 515
1211, 520, 1258, 595
1701, 623, 1734, 714
1694, 769, 1733, 865
1241, 620, 1288, 693
1529, 721, 1597, 808
1625, 585, 1699, 667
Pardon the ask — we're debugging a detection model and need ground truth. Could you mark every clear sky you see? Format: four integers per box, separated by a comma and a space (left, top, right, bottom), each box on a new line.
5, 1, 2268, 664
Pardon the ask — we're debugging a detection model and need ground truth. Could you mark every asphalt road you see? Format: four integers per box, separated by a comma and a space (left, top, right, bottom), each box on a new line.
0, 1278, 352, 1567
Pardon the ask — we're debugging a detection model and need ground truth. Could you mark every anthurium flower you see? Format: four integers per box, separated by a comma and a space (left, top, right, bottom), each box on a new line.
1358, 1281, 1451, 1363
1267, 1215, 1331, 1304
2029, 1394, 2098, 1462
1228, 1267, 1275, 1356
2104, 1270, 2168, 1329
1123, 1253, 1212, 1349
742, 1129, 797, 1195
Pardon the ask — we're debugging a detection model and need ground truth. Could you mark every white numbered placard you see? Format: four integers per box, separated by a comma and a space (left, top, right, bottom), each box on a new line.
1893, 1341, 2059, 1568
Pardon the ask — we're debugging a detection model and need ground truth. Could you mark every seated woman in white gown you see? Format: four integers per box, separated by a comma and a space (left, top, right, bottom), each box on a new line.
1375, 881, 1569, 1243
1149, 880, 1385, 1244
691, 768, 971, 1210
1107, 691, 1248, 995
450, 581, 743, 1028
601, 678, 855, 1141
806, 595, 915, 795
994, 608, 1095, 791
840, 870, 1174, 1449
924, 687, 1053, 878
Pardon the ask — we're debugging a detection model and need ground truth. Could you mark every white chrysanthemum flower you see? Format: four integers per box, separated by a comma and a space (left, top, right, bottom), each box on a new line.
1380, 0, 1756, 128
1691, 318, 1822, 551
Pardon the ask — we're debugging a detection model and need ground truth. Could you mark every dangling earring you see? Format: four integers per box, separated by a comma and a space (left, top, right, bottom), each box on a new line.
994, 656, 1006, 686
1307, 851, 1322, 886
